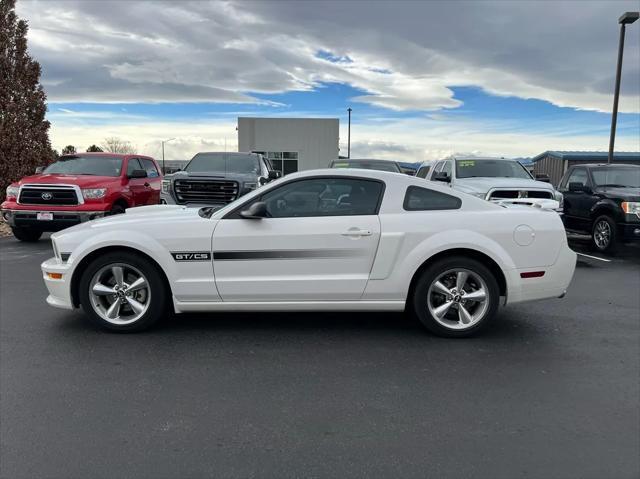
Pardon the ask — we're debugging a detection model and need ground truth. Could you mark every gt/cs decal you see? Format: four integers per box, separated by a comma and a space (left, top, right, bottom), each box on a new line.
171, 252, 211, 262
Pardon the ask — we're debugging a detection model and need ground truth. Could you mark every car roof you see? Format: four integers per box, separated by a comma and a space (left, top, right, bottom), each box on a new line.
448, 156, 514, 161
59, 152, 141, 159
332, 158, 398, 164
578, 163, 640, 168
195, 151, 260, 156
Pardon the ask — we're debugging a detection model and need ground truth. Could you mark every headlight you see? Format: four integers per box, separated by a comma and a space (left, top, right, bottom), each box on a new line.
82, 188, 107, 199
162, 180, 171, 193
621, 201, 640, 216
244, 182, 258, 190
554, 190, 564, 209
5, 185, 19, 199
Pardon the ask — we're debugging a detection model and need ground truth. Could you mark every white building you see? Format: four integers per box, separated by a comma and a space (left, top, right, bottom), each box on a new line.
237, 117, 339, 175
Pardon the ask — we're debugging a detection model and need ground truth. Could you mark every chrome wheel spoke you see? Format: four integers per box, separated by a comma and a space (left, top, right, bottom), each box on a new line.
433, 300, 453, 319
456, 271, 468, 291
92, 282, 115, 296
458, 304, 473, 324
127, 276, 148, 292
125, 296, 145, 315
464, 288, 486, 302
106, 298, 122, 319
111, 266, 124, 287
432, 280, 451, 297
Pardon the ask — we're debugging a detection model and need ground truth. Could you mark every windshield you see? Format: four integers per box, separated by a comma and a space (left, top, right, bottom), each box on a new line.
456, 159, 532, 179
185, 153, 259, 174
43, 155, 123, 177
591, 167, 640, 188
331, 160, 401, 172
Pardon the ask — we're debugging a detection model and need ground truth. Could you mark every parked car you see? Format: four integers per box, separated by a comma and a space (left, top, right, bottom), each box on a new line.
42, 169, 575, 337
328, 158, 403, 173
425, 156, 563, 210
1, 153, 162, 242
161, 152, 280, 207
558, 163, 640, 253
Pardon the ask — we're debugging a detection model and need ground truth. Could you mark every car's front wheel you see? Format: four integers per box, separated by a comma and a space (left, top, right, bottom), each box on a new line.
11, 226, 42, 242
412, 256, 499, 337
78, 251, 167, 332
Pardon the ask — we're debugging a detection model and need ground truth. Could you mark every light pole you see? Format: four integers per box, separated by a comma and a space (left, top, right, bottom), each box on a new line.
161, 138, 176, 174
607, 11, 639, 164
347, 107, 352, 159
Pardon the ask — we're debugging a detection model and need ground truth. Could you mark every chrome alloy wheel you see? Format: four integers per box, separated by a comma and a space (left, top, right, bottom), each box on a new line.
593, 220, 611, 250
427, 268, 489, 330
88, 263, 151, 325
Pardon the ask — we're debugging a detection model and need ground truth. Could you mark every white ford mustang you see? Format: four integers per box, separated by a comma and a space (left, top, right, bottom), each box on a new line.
42, 169, 576, 337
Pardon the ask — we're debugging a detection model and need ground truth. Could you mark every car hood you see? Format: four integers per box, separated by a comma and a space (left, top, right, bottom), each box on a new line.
454, 177, 555, 194
17, 174, 120, 188
51, 205, 203, 239
597, 186, 640, 201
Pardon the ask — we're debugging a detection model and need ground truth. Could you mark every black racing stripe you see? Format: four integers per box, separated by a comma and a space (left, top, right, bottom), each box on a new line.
213, 249, 361, 260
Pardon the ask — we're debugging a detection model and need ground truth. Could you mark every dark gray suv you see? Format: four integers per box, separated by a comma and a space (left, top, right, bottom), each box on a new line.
161, 152, 280, 207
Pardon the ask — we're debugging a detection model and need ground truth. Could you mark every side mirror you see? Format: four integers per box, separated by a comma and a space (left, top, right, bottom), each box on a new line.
240, 201, 269, 219
35, 166, 44, 174
268, 170, 281, 180
432, 171, 451, 183
568, 182, 589, 193
128, 169, 147, 179
535, 174, 551, 183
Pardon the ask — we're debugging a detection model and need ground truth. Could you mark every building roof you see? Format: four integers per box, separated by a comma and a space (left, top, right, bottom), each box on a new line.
531, 150, 640, 163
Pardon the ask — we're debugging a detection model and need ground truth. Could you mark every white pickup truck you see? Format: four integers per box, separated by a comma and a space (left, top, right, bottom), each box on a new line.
425, 156, 563, 211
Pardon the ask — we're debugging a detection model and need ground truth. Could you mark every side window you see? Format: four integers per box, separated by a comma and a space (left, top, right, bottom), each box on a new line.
565, 168, 588, 188
441, 161, 453, 178
258, 178, 384, 218
416, 166, 430, 178
126, 158, 142, 176
403, 186, 462, 211
140, 159, 159, 178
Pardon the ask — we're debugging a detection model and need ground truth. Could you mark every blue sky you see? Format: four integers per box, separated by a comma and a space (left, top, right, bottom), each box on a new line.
18, 0, 640, 161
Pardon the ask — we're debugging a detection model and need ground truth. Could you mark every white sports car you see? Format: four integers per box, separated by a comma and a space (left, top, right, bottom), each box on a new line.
42, 169, 576, 337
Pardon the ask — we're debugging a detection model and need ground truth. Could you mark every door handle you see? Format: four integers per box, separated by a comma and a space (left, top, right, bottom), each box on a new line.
341, 229, 372, 237
144, 182, 150, 187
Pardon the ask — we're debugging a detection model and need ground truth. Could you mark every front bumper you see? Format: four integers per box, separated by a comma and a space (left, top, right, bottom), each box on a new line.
41, 257, 75, 310
1, 209, 106, 231
619, 222, 640, 241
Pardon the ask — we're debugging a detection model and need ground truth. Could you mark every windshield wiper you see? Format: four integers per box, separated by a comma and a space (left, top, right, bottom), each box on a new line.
598, 184, 628, 188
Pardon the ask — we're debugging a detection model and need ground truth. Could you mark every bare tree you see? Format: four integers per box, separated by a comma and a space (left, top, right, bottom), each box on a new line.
101, 137, 136, 154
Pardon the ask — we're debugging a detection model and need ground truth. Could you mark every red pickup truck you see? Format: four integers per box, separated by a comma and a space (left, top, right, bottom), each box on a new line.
1, 153, 162, 242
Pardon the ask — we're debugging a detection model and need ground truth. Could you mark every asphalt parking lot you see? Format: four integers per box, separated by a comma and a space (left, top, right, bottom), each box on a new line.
1, 235, 638, 479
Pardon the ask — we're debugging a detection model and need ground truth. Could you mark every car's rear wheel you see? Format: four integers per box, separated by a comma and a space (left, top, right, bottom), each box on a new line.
11, 226, 42, 242
78, 251, 167, 332
590, 215, 618, 254
412, 257, 499, 337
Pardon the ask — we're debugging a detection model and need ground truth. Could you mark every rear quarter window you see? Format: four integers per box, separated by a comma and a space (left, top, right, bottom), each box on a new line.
403, 185, 462, 211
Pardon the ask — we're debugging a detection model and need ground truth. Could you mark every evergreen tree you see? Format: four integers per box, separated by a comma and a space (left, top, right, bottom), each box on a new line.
86, 144, 103, 152
61, 145, 76, 155
0, 0, 52, 199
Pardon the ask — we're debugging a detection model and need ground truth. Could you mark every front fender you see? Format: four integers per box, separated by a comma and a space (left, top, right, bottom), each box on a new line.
64, 229, 178, 289
591, 199, 622, 221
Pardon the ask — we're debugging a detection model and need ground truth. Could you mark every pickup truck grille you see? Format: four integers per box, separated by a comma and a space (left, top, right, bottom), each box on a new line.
18, 185, 79, 205
174, 179, 239, 204
488, 189, 553, 200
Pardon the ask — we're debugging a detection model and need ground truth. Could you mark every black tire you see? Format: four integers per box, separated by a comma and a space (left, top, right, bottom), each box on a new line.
78, 251, 167, 332
11, 226, 42, 242
412, 256, 500, 338
108, 203, 126, 215
590, 215, 618, 255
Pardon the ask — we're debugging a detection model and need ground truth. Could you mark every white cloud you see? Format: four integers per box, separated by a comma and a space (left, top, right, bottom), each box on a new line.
17, 0, 640, 112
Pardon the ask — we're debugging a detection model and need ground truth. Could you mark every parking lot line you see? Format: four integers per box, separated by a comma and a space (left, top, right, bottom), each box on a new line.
576, 252, 612, 262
